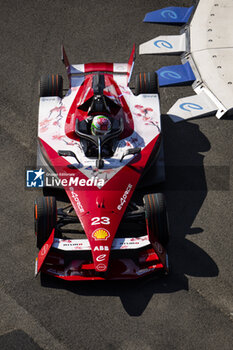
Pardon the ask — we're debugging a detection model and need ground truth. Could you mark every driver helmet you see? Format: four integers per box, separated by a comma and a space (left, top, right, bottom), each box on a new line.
91, 115, 111, 136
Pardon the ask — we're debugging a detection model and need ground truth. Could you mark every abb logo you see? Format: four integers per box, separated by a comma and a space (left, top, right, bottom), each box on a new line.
94, 246, 109, 251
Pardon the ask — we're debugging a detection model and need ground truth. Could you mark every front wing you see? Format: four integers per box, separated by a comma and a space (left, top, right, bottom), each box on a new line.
35, 233, 168, 280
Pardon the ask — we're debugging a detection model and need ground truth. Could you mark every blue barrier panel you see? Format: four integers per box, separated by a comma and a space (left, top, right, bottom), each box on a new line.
144, 6, 194, 24
156, 62, 196, 87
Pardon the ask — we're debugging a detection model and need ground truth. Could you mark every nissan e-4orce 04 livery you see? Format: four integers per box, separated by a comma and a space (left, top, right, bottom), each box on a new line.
34, 45, 170, 281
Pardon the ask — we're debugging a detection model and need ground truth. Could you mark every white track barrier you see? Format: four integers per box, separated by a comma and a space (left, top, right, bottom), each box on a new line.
140, 0, 233, 121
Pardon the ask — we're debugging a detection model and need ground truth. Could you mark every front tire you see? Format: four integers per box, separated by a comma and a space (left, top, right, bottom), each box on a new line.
34, 196, 57, 249
143, 193, 169, 247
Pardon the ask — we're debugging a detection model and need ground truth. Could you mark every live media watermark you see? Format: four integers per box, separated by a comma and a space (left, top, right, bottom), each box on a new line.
26, 166, 230, 191
26, 168, 105, 189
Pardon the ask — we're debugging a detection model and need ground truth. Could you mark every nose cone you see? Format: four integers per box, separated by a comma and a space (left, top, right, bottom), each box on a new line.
78, 208, 122, 273
91, 227, 111, 272
93, 251, 110, 272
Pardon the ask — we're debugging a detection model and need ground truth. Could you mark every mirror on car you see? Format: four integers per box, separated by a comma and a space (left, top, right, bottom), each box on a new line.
58, 150, 80, 164
120, 147, 141, 162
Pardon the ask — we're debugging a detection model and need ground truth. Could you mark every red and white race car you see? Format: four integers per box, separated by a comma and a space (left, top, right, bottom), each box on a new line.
34, 45, 169, 281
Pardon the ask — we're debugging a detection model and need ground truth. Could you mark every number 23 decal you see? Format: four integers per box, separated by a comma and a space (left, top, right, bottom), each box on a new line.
91, 217, 110, 225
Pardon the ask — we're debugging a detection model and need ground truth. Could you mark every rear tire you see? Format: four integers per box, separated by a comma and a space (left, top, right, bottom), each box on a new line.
135, 72, 159, 95
39, 74, 63, 98
34, 196, 57, 249
143, 193, 169, 247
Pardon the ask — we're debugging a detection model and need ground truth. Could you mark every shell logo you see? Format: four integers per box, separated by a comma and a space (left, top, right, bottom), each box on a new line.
92, 228, 110, 241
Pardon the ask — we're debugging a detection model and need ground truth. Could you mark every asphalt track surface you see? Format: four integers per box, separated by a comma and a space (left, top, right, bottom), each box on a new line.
0, 0, 233, 349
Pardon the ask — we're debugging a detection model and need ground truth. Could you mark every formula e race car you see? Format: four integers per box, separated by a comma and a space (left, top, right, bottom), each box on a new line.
34, 45, 169, 280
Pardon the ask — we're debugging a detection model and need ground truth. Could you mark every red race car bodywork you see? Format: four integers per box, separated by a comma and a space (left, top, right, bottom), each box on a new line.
35, 45, 169, 280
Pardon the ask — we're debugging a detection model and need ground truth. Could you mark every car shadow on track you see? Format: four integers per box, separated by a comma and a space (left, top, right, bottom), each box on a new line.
40, 115, 219, 316
161, 115, 219, 279
40, 273, 188, 316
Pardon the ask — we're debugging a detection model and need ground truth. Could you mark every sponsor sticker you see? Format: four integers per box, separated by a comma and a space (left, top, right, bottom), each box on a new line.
94, 246, 109, 251
92, 228, 110, 241
69, 187, 84, 213
41, 244, 49, 256
179, 102, 203, 112
117, 184, 133, 211
161, 9, 178, 19
96, 263, 107, 271
154, 39, 173, 49
96, 254, 106, 262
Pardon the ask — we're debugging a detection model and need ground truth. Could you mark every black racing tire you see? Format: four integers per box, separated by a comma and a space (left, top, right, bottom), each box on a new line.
143, 193, 169, 247
135, 72, 159, 95
39, 74, 63, 98
34, 196, 57, 249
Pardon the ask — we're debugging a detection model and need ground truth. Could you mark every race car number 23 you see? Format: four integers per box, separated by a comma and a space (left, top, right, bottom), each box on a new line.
91, 217, 110, 225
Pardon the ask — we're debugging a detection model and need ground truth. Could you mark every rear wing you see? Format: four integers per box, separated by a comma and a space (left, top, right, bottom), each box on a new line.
61, 44, 135, 87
